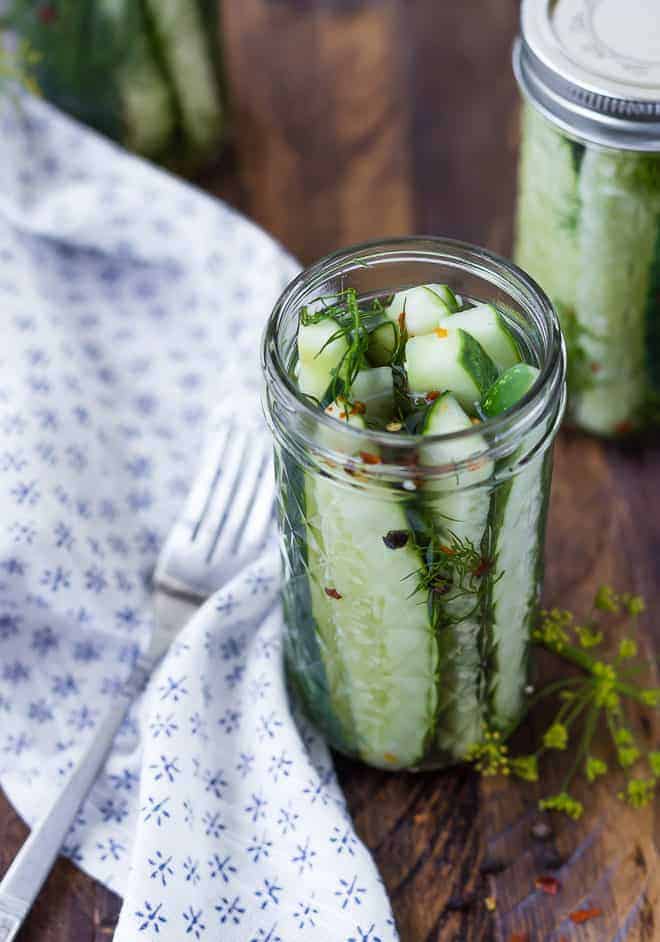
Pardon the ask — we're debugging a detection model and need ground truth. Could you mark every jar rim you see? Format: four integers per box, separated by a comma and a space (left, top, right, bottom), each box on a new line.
261, 236, 566, 477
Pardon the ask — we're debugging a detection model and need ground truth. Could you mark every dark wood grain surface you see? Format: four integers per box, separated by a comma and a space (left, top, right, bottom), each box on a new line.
3, 1, 660, 939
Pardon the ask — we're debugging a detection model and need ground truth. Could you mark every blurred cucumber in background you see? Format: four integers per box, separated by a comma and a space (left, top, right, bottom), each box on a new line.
1, 0, 224, 172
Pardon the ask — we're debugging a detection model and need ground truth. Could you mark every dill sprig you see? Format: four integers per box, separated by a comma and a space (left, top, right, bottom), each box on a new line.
406, 530, 497, 625
299, 289, 395, 408
467, 585, 660, 819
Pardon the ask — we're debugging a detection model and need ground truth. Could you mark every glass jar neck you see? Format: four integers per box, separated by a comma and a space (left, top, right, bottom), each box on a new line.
262, 237, 566, 484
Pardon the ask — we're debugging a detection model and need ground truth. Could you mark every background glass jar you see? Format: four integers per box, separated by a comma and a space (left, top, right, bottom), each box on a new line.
513, 0, 660, 438
262, 237, 566, 771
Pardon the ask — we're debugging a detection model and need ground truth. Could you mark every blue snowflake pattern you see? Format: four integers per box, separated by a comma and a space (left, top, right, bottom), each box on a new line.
32, 625, 59, 654
3, 660, 30, 684
202, 810, 225, 839
136, 901, 167, 934
268, 750, 292, 783
149, 754, 181, 784
245, 569, 274, 596
109, 768, 138, 792
254, 877, 282, 910
347, 926, 383, 942
11, 480, 40, 506
335, 875, 367, 910
28, 699, 53, 723
257, 711, 283, 742
224, 663, 245, 689
218, 707, 241, 735
72, 640, 102, 662
0, 613, 21, 641
4, 732, 32, 755
291, 837, 316, 875
208, 853, 236, 883
1, 556, 27, 576
215, 896, 245, 926
99, 796, 129, 824
158, 675, 188, 703
247, 832, 273, 864
188, 711, 208, 739
40, 566, 71, 592
236, 752, 255, 779
142, 796, 171, 827
250, 927, 282, 942
68, 705, 98, 732
84, 565, 108, 594
294, 896, 319, 930
303, 768, 335, 806
203, 768, 228, 800
148, 851, 174, 887
331, 826, 358, 856
96, 838, 125, 862
182, 906, 205, 938
182, 856, 201, 886
277, 804, 300, 836
244, 790, 269, 823
215, 593, 237, 617
51, 673, 78, 697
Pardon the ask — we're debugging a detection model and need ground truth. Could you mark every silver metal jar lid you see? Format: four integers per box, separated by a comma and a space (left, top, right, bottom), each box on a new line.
514, 0, 660, 151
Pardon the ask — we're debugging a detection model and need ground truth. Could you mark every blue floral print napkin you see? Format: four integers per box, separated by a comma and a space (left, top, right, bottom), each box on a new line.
0, 96, 397, 942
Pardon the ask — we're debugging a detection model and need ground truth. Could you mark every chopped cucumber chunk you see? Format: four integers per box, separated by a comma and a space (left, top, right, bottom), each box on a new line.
388, 284, 457, 334
481, 364, 540, 418
438, 304, 521, 373
350, 367, 393, 421
406, 328, 498, 412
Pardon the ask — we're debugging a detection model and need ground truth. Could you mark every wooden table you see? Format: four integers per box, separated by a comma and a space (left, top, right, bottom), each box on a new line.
2, 1, 660, 938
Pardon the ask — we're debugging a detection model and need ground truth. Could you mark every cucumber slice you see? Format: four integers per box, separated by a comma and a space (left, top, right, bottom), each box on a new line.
406, 328, 498, 412
304, 418, 438, 768
572, 149, 659, 435
350, 367, 393, 421
514, 106, 581, 315
485, 384, 549, 731
99, 0, 176, 157
481, 364, 540, 418
142, 0, 223, 156
420, 393, 493, 756
438, 304, 522, 373
297, 318, 349, 400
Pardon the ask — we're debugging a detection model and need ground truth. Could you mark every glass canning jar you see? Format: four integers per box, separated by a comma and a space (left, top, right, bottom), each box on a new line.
262, 237, 566, 771
514, 0, 660, 438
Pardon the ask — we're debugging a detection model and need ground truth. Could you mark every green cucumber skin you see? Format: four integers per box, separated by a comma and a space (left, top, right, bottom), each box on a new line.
458, 329, 498, 398
275, 450, 356, 756
645, 222, 660, 394
485, 447, 552, 733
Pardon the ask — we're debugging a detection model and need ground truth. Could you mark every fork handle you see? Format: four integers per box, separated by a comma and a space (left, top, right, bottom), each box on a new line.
0, 686, 135, 938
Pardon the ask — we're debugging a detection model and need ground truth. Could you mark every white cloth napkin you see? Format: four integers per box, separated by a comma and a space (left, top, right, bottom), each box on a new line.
0, 95, 397, 941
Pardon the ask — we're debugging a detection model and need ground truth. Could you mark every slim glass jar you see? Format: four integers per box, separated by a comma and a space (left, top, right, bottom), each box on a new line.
262, 238, 566, 771
513, 0, 660, 437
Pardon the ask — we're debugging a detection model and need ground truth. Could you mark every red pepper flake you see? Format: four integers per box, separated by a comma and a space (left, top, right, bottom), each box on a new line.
433, 326, 449, 339
426, 390, 441, 402
350, 401, 366, 415
590, 362, 601, 373
324, 587, 342, 600
398, 311, 406, 331
614, 421, 633, 437
359, 451, 381, 465
38, 3, 58, 23
473, 557, 493, 578
569, 906, 603, 925
535, 875, 561, 896
508, 934, 529, 942
439, 544, 456, 556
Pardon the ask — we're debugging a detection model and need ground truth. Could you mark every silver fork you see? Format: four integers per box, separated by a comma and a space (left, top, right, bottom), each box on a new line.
0, 417, 275, 942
